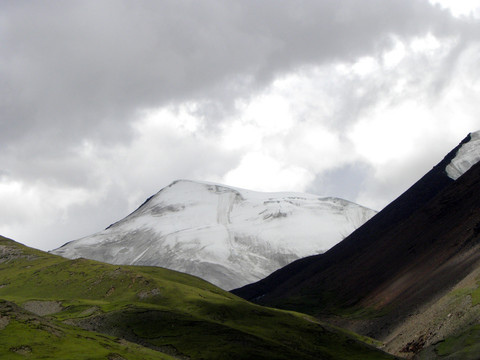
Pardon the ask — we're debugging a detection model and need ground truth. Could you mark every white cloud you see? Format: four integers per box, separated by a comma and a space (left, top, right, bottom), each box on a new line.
0, 179, 95, 249
215, 71, 357, 192
223, 152, 314, 192
346, 41, 480, 209
383, 39, 407, 68
430, 0, 480, 17
349, 103, 435, 165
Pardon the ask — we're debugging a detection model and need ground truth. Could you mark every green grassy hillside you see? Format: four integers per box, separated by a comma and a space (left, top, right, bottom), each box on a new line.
0, 300, 175, 360
416, 324, 480, 360
0, 236, 396, 359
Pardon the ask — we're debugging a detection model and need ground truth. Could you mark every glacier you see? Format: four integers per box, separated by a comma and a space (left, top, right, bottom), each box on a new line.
52, 180, 376, 290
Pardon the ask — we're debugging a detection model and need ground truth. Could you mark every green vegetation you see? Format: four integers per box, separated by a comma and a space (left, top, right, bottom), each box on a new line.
417, 324, 480, 359
0, 300, 174, 360
0, 236, 396, 359
469, 285, 480, 306
449, 283, 480, 307
414, 275, 480, 359
437, 324, 480, 356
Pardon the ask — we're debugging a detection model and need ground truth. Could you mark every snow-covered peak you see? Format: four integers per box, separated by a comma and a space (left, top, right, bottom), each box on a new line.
446, 131, 480, 180
53, 180, 377, 290
151, 179, 333, 204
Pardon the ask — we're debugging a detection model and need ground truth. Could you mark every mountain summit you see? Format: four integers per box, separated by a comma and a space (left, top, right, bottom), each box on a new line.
52, 180, 375, 290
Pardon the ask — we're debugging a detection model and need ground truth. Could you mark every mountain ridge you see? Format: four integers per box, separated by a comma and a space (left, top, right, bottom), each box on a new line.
232, 131, 480, 357
232, 132, 472, 303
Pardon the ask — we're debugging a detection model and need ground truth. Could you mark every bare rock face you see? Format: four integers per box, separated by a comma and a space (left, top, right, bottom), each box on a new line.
0, 245, 37, 264
52, 180, 376, 290
23, 301, 63, 316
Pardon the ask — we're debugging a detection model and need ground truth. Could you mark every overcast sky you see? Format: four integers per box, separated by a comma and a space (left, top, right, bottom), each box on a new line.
2, 0, 480, 251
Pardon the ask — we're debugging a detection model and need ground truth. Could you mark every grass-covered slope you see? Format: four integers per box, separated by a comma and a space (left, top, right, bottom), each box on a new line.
0, 300, 174, 360
0, 236, 395, 360
418, 325, 480, 360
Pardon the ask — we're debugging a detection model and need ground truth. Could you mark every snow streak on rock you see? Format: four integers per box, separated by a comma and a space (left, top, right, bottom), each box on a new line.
446, 131, 480, 180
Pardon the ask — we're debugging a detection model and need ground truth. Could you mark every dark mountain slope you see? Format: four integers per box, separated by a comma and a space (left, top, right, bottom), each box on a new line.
232, 133, 480, 350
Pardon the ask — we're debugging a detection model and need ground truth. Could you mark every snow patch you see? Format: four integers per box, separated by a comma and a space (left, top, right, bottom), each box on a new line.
446, 131, 480, 180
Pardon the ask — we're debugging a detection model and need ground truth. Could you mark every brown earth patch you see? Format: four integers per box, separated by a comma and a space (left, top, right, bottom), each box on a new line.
79, 306, 100, 317
137, 288, 161, 299
0, 315, 10, 330
10, 345, 32, 355
107, 353, 126, 360
105, 286, 115, 297
0, 245, 37, 264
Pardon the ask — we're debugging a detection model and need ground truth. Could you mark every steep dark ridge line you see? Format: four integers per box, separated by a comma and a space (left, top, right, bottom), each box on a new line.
286, 162, 467, 308
342, 159, 480, 339
105, 180, 191, 230
231, 150, 480, 347
360, 158, 480, 305
232, 133, 472, 303
105, 194, 157, 230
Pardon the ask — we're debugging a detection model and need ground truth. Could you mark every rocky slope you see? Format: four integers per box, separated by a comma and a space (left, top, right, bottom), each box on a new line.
233, 131, 480, 358
52, 180, 375, 289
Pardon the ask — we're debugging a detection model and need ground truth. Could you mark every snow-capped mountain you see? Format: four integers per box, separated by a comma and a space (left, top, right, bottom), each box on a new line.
52, 180, 376, 290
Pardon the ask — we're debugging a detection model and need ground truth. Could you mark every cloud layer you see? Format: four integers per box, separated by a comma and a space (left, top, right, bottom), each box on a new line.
1, 1, 480, 250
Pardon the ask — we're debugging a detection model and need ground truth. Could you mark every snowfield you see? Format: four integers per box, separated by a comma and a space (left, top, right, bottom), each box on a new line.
53, 180, 376, 289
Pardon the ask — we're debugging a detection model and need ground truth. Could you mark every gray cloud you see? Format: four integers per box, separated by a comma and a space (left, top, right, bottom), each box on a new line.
0, 0, 462, 148
1, 0, 479, 250
307, 162, 373, 203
